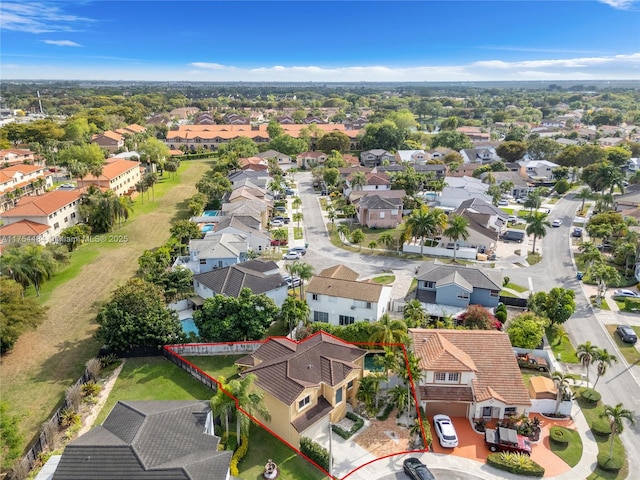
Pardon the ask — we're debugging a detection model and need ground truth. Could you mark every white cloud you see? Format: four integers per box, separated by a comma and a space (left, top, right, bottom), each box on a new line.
598, 0, 637, 9
43, 40, 81, 47
0, 2, 92, 34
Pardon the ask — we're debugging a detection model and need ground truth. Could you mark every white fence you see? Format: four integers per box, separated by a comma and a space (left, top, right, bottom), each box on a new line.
168, 342, 261, 356
402, 243, 478, 260
530, 399, 572, 416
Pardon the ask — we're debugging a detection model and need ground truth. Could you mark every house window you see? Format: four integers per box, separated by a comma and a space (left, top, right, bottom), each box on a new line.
435, 372, 460, 383
391, 209, 398, 215
457, 292, 469, 299
490, 290, 500, 297
379, 212, 385, 219
53, 222, 59, 229
199, 259, 207, 265
335, 387, 343, 404
483, 406, 492, 417
366, 302, 372, 309
504, 407, 517, 417
424, 281, 435, 289
435, 372, 447, 382
298, 395, 311, 410
314, 311, 329, 323
339, 315, 355, 326
347, 380, 354, 390
312, 294, 318, 301
448, 373, 460, 382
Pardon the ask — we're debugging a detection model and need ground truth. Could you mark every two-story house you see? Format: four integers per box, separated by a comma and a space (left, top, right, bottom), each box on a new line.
359, 149, 395, 168
211, 215, 270, 253
409, 329, 531, 420
176, 233, 248, 274
356, 194, 403, 229
235, 332, 366, 448
520, 160, 560, 182
413, 261, 502, 318
193, 260, 288, 307
460, 147, 500, 164
395, 150, 430, 165
441, 198, 507, 252
91, 131, 124, 153
82, 159, 142, 196
0, 149, 39, 166
296, 151, 327, 169
255, 149, 292, 165
306, 265, 392, 325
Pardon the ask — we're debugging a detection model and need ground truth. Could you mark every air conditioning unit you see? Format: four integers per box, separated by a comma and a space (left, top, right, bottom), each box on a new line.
350, 306, 356, 310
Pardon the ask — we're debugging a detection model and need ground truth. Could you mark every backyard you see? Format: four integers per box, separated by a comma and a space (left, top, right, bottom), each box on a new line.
1, 159, 213, 455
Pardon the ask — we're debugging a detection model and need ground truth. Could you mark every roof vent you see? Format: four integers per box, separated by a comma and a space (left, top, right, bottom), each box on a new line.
307, 364, 314, 369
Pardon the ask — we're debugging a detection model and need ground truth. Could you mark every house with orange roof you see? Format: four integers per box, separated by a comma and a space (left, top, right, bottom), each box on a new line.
296, 151, 327, 169
0, 190, 82, 244
235, 332, 367, 448
81, 159, 142, 196
409, 328, 531, 420
239, 156, 269, 171
91, 131, 124, 153
0, 149, 38, 167
0, 164, 53, 212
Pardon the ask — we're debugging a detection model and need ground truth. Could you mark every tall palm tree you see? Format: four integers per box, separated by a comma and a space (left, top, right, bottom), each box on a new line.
576, 187, 592, 212
593, 348, 618, 388
600, 403, 636, 460
357, 374, 383, 414
369, 313, 408, 345
552, 372, 576, 415
294, 261, 314, 297
576, 341, 599, 386
524, 190, 542, 216
403, 299, 426, 328
89, 162, 104, 190
350, 171, 367, 191
405, 206, 437, 255
280, 296, 310, 333
229, 373, 271, 442
579, 241, 603, 269
443, 214, 470, 262
326, 207, 337, 230
337, 223, 350, 244
292, 196, 302, 211
22, 245, 57, 296
293, 212, 303, 228
210, 376, 236, 441
378, 232, 394, 250
115, 196, 133, 227
526, 212, 551, 254
67, 159, 89, 189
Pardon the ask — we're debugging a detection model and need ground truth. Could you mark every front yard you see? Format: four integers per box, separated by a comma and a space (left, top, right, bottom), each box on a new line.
605, 325, 640, 365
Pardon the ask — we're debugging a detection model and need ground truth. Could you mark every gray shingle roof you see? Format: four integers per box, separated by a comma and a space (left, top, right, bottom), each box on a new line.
53, 401, 232, 480
416, 261, 501, 291
358, 194, 403, 210
194, 263, 287, 297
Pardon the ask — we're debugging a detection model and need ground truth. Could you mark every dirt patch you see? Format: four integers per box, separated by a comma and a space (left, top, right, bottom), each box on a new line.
354, 409, 412, 457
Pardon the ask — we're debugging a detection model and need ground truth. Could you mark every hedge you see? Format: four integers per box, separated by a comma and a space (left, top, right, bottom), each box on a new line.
174, 152, 215, 160
581, 388, 601, 403
300, 437, 329, 471
332, 412, 364, 439
591, 417, 612, 437
549, 426, 571, 444
229, 435, 249, 476
597, 452, 624, 472
376, 402, 394, 421
487, 452, 545, 477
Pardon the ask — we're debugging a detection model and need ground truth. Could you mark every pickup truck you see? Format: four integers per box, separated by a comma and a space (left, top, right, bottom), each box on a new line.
485, 427, 532, 455
516, 353, 549, 372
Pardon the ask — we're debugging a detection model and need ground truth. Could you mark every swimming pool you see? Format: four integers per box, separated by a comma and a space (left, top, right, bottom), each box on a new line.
181, 318, 199, 335
364, 353, 384, 372
203, 210, 220, 217
201, 224, 215, 232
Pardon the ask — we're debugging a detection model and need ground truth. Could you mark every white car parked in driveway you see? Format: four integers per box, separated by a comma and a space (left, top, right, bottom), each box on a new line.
433, 414, 459, 448
283, 251, 302, 260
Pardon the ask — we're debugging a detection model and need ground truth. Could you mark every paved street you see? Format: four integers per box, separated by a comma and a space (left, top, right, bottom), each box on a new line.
290, 179, 640, 478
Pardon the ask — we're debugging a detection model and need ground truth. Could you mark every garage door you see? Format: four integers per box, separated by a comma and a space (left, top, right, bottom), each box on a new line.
424, 401, 468, 418
302, 415, 330, 440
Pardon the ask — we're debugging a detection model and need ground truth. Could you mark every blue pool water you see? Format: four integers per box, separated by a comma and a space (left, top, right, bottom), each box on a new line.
364, 353, 384, 372
201, 224, 214, 232
203, 210, 219, 217
181, 318, 199, 335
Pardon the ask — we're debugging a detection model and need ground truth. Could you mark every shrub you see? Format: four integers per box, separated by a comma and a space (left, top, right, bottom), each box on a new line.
581, 388, 601, 404
332, 412, 365, 439
597, 452, 623, 472
59, 408, 80, 428
229, 435, 248, 476
487, 452, 545, 477
549, 426, 571, 444
495, 309, 507, 323
99, 353, 119, 368
85, 357, 102, 382
300, 437, 329, 471
82, 381, 101, 398
65, 384, 83, 413
376, 402, 394, 421
591, 418, 612, 437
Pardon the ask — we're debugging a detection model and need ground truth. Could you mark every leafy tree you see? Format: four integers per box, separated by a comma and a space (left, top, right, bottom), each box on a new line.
528, 287, 576, 326
324, 150, 347, 168
63, 116, 91, 143
359, 121, 404, 151
367, 240, 378, 251
79, 187, 133, 233
459, 305, 501, 330
369, 313, 407, 344
267, 120, 284, 139
95, 278, 184, 351
59, 143, 105, 173
496, 141, 527, 162
194, 288, 279, 342
170, 219, 203, 250
554, 179, 570, 195
600, 404, 635, 461
606, 146, 632, 167
526, 212, 550, 254
0, 401, 23, 469
378, 232, 395, 250
0, 279, 47, 353
228, 373, 272, 442
577, 341, 599, 385
317, 131, 350, 154
267, 134, 308, 156
587, 263, 620, 305
350, 228, 365, 250
527, 138, 562, 161
139, 137, 170, 172
59, 224, 92, 251
506, 312, 548, 349
403, 299, 426, 328
160, 267, 194, 304
443, 214, 470, 262
431, 130, 473, 151
322, 167, 340, 186
593, 348, 618, 388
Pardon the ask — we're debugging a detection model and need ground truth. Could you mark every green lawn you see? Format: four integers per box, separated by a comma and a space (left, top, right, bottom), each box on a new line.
550, 427, 583, 467
527, 252, 542, 265
605, 325, 640, 366
183, 355, 244, 382
500, 207, 514, 215
505, 282, 528, 293
294, 227, 303, 240
371, 274, 396, 284
575, 388, 629, 480
500, 290, 518, 298
546, 326, 579, 363
508, 222, 527, 230
238, 424, 328, 480
94, 357, 215, 426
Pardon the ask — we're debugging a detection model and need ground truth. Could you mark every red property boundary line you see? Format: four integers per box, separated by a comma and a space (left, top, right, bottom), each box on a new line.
164, 330, 428, 480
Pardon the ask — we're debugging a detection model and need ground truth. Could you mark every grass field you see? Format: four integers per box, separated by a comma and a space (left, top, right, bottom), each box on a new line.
1, 159, 213, 457
549, 427, 583, 467
505, 282, 528, 293
546, 325, 579, 364
183, 355, 244, 382
371, 274, 396, 284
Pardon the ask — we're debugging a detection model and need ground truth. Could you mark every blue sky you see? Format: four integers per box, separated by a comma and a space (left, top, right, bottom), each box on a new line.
1, 1, 639, 81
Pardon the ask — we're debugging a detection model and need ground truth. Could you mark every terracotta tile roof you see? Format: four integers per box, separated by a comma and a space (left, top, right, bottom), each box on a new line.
317, 265, 359, 281
306, 276, 385, 303
291, 397, 333, 433
124, 123, 146, 133
92, 130, 123, 142
83, 159, 141, 182
409, 329, 531, 406
365, 172, 390, 185
0, 171, 12, 184
420, 385, 474, 402
0, 219, 49, 236
1, 190, 81, 217
1, 164, 46, 175
239, 332, 365, 406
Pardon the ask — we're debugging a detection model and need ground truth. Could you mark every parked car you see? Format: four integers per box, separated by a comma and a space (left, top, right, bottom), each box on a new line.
508, 215, 519, 223
287, 247, 307, 256
516, 353, 550, 372
498, 199, 509, 206
273, 216, 291, 224
285, 188, 294, 195
270, 238, 288, 247
616, 325, 638, 344
433, 414, 459, 448
485, 427, 532, 455
551, 219, 562, 227
274, 206, 287, 213
516, 197, 527, 204
572, 227, 583, 237
283, 251, 302, 260
283, 275, 301, 289
597, 243, 613, 251
613, 289, 640, 298
500, 230, 525, 243
270, 219, 284, 227
402, 458, 435, 480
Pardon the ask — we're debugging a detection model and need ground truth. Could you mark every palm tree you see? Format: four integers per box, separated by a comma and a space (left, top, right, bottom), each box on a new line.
389, 384, 411, 415
210, 376, 236, 441
351, 228, 365, 250
443, 214, 470, 262
23, 245, 58, 296
403, 299, 426, 328
271, 228, 288, 248
579, 241, 604, 269
405, 206, 437, 255
350, 171, 367, 191
526, 212, 551, 254
89, 162, 104, 190
524, 190, 542, 216
292, 196, 302, 211
115, 196, 133, 227
552, 372, 576, 415
326, 206, 336, 229
293, 212, 303, 228
368, 240, 378, 251
369, 313, 408, 345
280, 296, 310, 333
576, 341, 599, 386
378, 232, 394, 250
576, 187, 592, 212
600, 403, 636, 461
342, 204, 357, 227
373, 347, 398, 389
228, 373, 271, 442
294, 261, 314, 297
593, 348, 618, 388
356, 374, 383, 414
337, 223, 350, 244
67, 159, 89, 189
